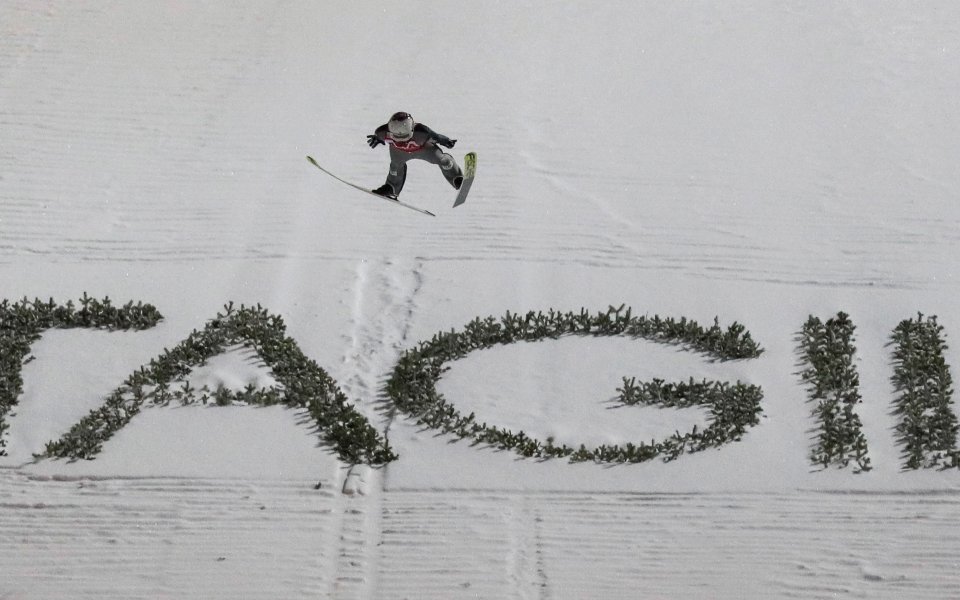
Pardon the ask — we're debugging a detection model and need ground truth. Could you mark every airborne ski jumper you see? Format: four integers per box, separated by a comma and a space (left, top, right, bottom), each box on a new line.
366, 112, 463, 200
305, 112, 475, 216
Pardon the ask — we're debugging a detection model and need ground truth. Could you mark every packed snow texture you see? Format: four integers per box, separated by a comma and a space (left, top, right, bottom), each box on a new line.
2, 1, 960, 598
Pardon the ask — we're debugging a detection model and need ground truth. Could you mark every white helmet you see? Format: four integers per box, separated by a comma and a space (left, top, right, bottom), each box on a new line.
388, 111, 414, 140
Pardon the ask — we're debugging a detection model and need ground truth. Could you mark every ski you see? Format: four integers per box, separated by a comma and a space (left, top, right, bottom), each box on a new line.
306, 155, 436, 217
453, 152, 477, 208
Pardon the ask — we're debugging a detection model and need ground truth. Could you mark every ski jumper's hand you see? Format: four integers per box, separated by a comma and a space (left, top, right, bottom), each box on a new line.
436, 138, 456, 149
367, 134, 384, 148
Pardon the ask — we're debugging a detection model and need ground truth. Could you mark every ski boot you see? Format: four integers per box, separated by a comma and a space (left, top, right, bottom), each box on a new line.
372, 184, 398, 200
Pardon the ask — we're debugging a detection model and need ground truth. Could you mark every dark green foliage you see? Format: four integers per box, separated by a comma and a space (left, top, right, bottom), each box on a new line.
387, 305, 764, 464
797, 312, 872, 472
616, 377, 764, 462
0, 296, 394, 466
0, 295, 162, 456
890, 314, 958, 469
41, 302, 396, 466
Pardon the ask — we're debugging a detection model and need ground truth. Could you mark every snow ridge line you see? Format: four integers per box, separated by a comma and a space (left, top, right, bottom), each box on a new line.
378, 488, 960, 599
0, 471, 338, 599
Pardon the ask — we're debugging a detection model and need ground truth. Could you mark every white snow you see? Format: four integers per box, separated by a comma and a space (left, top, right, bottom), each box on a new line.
3, 1, 960, 598
436, 336, 716, 449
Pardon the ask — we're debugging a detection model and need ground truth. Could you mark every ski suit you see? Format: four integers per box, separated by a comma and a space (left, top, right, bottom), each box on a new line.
371, 123, 462, 196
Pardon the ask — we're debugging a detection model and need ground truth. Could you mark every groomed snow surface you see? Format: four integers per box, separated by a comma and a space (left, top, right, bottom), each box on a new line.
3, 2, 960, 598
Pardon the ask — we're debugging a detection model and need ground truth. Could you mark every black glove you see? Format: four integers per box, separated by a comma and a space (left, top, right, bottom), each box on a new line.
367, 134, 384, 148
437, 138, 457, 149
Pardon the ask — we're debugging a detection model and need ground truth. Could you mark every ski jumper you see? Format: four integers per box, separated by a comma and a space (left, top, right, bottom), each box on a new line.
372, 123, 462, 196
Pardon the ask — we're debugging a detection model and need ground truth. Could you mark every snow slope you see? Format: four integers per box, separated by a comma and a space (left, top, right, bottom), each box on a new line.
2, 1, 960, 598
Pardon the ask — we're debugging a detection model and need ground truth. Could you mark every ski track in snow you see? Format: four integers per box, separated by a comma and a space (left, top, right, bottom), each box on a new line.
340, 257, 423, 425
333, 255, 424, 596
